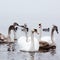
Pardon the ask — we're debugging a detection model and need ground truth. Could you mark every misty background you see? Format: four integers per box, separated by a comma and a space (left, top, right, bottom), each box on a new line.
0, 0, 60, 37
0, 1, 60, 60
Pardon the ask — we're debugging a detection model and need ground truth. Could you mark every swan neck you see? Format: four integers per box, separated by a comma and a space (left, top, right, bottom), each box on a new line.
39, 27, 42, 41
31, 31, 34, 42
30, 31, 34, 51
25, 29, 28, 42
51, 28, 54, 43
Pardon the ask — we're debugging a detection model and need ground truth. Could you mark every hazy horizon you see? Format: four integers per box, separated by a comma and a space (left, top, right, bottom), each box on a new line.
0, 0, 60, 35
0, 1, 60, 60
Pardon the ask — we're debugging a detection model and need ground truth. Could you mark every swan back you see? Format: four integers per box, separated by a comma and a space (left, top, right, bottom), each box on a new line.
41, 36, 55, 44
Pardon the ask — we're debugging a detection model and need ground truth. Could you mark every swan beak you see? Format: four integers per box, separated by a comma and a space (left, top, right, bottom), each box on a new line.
19, 25, 24, 27
56, 28, 59, 34
13, 22, 19, 26
57, 31, 59, 34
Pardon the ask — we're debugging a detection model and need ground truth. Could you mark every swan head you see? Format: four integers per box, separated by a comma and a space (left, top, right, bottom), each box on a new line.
20, 24, 29, 32
39, 24, 42, 28
24, 24, 27, 27
13, 22, 20, 27
52, 25, 59, 34
20, 24, 27, 28
33, 29, 39, 34
24, 24, 29, 32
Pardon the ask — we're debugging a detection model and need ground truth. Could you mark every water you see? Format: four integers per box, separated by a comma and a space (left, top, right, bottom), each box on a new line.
0, 34, 60, 60
0, 21, 60, 60
0, 0, 60, 59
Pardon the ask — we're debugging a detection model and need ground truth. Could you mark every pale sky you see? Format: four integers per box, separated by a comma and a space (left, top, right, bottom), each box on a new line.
0, 0, 60, 35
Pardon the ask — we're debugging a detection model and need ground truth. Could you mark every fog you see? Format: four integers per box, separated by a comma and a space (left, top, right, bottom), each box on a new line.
0, 0, 60, 35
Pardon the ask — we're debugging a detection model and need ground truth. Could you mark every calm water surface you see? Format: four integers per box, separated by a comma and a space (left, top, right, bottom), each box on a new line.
0, 27, 60, 60
0, 35, 60, 60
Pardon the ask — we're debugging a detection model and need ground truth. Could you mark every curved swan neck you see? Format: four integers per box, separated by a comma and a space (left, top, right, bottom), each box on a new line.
51, 26, 56, 43
8, 24, 18, 36
30, 29, 38, 51
31, 31, 34, 42
25, 29, 28, 42
30, 31, 34, 51
51, 25, 59, 43
24, 24, 28, 42
39, 27, 42, 41
31, 29, 38, 41
39, 24, 42, 41
51, 30, 54, 43
21, 24, 28, 42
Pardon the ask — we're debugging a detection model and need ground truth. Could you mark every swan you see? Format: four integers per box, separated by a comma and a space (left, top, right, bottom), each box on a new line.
8, 23, 29, 42
0, 33, 6, 42
17, 29, 39, 51
20, 24, 29, 42
38, 24, 59, 48
0, 33, 11, 43
8, 22, 20, 42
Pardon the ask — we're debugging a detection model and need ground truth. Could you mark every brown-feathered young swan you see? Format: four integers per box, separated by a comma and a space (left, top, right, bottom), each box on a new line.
8, 22, 20, 41
8, 23, 28, 42
0, 33, 6, 41
17, 29, 39, 51
38, 24, 59, 48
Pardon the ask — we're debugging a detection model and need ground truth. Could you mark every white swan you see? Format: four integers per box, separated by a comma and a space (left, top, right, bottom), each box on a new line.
17, 29, 39, 51
38, 24, 59, 47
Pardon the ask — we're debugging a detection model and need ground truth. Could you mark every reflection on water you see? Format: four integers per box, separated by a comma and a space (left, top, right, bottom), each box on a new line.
50, 49, 56, 55
0, 40, 60, 60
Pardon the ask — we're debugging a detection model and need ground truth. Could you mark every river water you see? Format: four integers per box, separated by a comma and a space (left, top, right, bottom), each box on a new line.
0, 21, 60, 60
0, 33, 60, 60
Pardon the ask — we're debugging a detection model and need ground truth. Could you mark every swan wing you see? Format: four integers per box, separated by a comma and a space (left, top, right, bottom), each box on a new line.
34, 37, 39, 51
17, 36, 31, 51
41, 36, 52, 44
28, 37, 39, 51
17, 36, 39, 51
